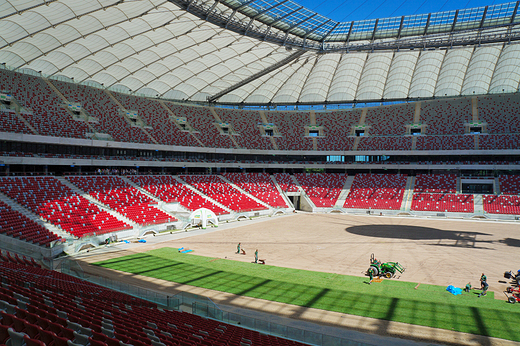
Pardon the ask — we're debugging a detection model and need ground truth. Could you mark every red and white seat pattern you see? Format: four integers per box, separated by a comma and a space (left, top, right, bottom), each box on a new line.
0, 200, 60, 246
113, 94, 198, 147
411, 193, 474, 213
499, 175, 520, 195
168, 104, 234, 148
223, 173, 287, 208
316, 109, 359, 150
0, 109, 33, 134
67, 176, 175, 226
265, 112, 313, 151
483, 195, 520, 215
294, 173, 347, 207
357, 136, 412, 151
181, 175, 267, 212
479, 134, 520, 150
366, 103, 413, 135
273, 173, 299, 192
127, 175, 228, 215
478, 94, 520, 134
0, 70, 89, 138
421, 98, 471, 135
0, 177, 130, 238
52, 79, 152, 144
416, 135, 474, 150
414, 174, 457, 193
215, 109, 273, 150
343, 173, 407, 210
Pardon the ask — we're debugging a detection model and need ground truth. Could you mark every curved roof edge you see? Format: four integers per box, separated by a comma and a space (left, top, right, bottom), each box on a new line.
170, 0, 520, 51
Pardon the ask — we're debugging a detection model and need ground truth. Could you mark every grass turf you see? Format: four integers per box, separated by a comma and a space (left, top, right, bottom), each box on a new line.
94, 247, 520, 342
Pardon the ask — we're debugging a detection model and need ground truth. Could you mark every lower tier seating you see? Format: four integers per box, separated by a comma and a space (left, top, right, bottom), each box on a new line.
294, 173, 347, 207
0, 200, 61, 247
343, 173, 407, 210
483, 195, 520, 215
223, 173, 287, 208
67, 176, 176, 226
181, 175, 267, 212
0, 261, 309, 346
273, 174, 299, 193
0, 177, 131, 238
411, 193, 474, 213
127, 175, 228, 215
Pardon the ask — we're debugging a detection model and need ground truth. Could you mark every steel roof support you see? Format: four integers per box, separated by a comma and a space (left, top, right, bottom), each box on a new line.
208, 49, 305, 102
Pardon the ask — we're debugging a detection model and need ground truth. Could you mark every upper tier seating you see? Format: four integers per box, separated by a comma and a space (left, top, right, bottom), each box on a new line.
478, 94, 520, 134
420, 98, 471, 135
416, 135, 474, 150
181, 175, 267, 212
414, 174, 457, 193
357, 136, 412, 151
365, 104, 413, 135
0, 200, 60, 246
67, 176, 176, 226
499, 175, 520, 195
113, 93, 199, 147
167, 104, 234, 148
51, 79, 152, 144
223, 173, 287, 208
343, 173, 407, 210
316, 110, 360, 150
294, 173, 347, 207
273, 173, 299, 192
0, 70, 90, 138
0, 177, 130, 238
479, 134, 520, 150
215, 109, 273, 150
483, 195, 520, 215
411, 193, 474, 213
0, 261, 310, 346
0, 109, 33, 134
265, 112, 313, 151
126, 175, 228, 215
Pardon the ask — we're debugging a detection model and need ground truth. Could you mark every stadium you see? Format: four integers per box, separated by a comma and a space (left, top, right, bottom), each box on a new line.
1, 0, 520, 345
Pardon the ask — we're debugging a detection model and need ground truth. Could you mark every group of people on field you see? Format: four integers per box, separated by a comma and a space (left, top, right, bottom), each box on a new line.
236, 243, 259, 263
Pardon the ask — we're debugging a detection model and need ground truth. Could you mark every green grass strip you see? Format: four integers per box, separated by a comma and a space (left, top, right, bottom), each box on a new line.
94, 248, 520, 342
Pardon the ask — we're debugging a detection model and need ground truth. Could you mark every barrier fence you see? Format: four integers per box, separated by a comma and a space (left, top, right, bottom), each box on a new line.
61, 259, 374, 346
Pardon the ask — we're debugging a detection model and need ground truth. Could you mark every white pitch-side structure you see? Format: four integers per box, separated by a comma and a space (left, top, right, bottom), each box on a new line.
189, 208, 218, 229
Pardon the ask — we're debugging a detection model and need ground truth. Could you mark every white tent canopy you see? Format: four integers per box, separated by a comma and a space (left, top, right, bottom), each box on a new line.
189, 208, 218, 229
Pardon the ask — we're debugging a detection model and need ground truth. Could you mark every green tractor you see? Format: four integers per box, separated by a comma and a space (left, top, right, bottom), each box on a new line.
368, 253, 405, 279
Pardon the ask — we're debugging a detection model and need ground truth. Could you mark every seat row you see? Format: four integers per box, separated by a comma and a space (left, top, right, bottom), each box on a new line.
0, 261, 309, 346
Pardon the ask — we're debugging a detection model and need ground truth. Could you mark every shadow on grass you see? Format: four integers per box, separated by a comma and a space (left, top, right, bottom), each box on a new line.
93, 252, 520, 343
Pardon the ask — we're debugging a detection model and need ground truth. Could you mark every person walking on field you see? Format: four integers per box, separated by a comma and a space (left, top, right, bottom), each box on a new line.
479, 281, 489, 297
480, 273, 487, 289
254, 249, 258, 263
236, 243, 241, 254
368, 268, 374, 284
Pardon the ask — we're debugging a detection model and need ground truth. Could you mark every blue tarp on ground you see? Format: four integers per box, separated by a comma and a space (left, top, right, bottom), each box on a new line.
138, 239, 146, 243
446, 285, 462, 295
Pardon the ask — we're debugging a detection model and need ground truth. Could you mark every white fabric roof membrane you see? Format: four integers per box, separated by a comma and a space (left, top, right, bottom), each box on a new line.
0, 0, 519, 105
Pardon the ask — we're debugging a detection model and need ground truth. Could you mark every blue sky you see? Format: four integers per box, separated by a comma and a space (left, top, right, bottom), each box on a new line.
294, 0, 505, 22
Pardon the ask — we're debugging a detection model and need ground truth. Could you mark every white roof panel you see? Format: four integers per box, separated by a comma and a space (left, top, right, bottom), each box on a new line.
0, 0, 519, 105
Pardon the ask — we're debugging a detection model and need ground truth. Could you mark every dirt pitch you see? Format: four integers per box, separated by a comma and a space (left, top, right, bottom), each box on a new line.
76, 213, 520, 346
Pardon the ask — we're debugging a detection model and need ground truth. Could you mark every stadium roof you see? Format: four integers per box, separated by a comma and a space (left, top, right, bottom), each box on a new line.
1, 0, 520, 106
